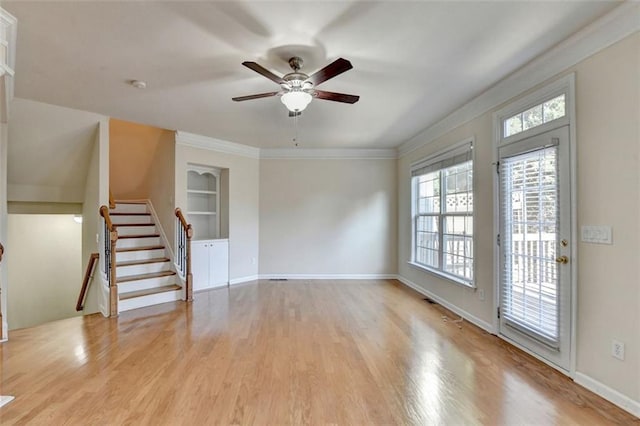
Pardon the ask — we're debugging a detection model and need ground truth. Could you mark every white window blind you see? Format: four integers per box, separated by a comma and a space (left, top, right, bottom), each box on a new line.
411, 143, 473, 177
500, 145, 560, 347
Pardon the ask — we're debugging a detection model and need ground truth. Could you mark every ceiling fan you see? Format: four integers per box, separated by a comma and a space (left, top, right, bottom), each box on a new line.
232, 56, 359, 116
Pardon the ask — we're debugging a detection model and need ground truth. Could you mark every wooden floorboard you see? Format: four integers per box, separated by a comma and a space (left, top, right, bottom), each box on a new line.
0, 279, 636, 425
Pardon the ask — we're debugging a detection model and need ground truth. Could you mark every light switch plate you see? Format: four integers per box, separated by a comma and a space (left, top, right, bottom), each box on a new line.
581, 225, 612, 244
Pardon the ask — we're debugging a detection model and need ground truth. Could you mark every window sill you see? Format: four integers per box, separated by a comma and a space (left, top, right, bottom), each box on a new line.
407, 261, 476, 289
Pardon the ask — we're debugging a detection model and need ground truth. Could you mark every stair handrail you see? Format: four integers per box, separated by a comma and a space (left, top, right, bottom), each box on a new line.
174, 208, 193, 302
76, 252, 99, 311
108, 189, 116, 209
0, 242, 4, 263
100, 205, 119, 316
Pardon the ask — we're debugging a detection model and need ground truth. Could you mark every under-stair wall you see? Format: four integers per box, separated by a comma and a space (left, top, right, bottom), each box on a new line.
82, 118, 110, 316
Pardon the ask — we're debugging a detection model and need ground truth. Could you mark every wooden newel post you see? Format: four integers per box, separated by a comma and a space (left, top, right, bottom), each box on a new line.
186, 225, 193, 302
109, 230, 118, 317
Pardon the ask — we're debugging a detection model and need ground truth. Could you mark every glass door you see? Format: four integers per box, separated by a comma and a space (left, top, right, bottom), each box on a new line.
498, 125, 571, 371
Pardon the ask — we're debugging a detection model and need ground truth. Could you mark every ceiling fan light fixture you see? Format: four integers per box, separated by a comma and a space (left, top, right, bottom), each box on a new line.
281, 90, 312, 112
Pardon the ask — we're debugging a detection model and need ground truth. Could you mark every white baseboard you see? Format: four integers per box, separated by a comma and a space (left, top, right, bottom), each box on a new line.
229, 274, 398, 285
259, 273, 397, 280
229, 275, 259, 285
0, 395, 14, 408
396, 275, 496, 334
574, 372, 640, 418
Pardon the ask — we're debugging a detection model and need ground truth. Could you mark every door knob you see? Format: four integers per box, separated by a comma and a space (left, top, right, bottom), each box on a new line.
555, 255, 569, 264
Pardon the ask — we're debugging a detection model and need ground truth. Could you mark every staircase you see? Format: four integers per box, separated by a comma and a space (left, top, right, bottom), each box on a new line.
110, 201, 182, 312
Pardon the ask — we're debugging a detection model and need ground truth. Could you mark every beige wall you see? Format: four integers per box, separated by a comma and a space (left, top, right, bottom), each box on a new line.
8, 202, 82, 214
109, 119, 175, 250
572, 34, 639, 402
109, 119, 174, 199
398, 33, 639, 404
7, 214, 82, 330
148, 126, 176, 252
175, 145, 259, 282
259, 159, 397, 276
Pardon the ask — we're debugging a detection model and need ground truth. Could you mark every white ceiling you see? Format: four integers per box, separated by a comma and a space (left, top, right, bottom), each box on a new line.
4, 1, 620, 149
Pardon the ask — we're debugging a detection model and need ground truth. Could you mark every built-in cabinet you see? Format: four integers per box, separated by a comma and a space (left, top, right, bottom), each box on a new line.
187, 165, 229, 290
187, 166, 219, 240
192, 239, 229, 290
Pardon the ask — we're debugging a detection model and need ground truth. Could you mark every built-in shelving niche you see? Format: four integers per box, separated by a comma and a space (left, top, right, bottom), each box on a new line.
186, 165, 229, 240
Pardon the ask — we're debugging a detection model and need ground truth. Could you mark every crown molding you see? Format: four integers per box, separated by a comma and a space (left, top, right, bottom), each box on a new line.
175, 131, 260, 159
176, 130, 398, 160
260, 147, 398, 160
398, 2, 640, 157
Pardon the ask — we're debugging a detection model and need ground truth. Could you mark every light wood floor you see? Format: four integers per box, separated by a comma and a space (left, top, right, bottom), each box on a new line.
0, 279, 637, 425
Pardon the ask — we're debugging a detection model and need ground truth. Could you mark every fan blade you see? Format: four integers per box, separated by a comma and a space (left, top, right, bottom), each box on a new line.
242, 61, 285, 84
289, 111, 302, 118
307, 58, 353, 86
232, 92, 280, 102
314, 90, 359, 104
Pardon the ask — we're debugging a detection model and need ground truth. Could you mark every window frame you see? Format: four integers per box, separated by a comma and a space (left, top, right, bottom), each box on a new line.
498, 81, 571, 146
409, 138, 475, 288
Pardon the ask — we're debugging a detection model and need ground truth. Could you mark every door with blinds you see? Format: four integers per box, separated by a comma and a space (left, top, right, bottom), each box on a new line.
498, 125, 571, 371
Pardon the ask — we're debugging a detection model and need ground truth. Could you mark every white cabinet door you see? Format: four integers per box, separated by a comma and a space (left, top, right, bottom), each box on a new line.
191, 239, 228, 291
210, 240, 229, 287
191, 241, 210, 291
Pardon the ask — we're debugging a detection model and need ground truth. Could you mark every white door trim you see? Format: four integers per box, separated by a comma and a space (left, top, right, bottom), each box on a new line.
492, 73, 577, 377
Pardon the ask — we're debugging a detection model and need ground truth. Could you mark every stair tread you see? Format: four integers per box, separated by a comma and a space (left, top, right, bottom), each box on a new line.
118, 234, 160, 239
119, 284, 181, 300
110, 212, 151, 216
117, 257, 170, 267
113, 223, 156, 227
116, 245, 165, 253
117, 270, 176, 283
114, 200, 147, 204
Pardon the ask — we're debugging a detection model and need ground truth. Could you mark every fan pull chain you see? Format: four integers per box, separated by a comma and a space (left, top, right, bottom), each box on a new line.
293, 112, 299, 147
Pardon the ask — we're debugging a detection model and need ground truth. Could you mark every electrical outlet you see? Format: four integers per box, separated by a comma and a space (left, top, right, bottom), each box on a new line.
612, 340, 625, 361
478, 289, 485, 301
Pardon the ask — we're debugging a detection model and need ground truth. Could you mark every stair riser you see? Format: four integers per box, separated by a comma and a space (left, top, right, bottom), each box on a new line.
116, 237, 160, 249
117, 262, 171, 277
116, 249, 166, 262
115, 225, 157, 236
119, 290, 183, 313
111, 215, 152, 225
118, 275, 177, 293
111, 203, 148, 214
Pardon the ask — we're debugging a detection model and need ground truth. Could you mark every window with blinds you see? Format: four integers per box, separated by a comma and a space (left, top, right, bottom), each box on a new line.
411, 141, 474, 286
499, 145, 560, 346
